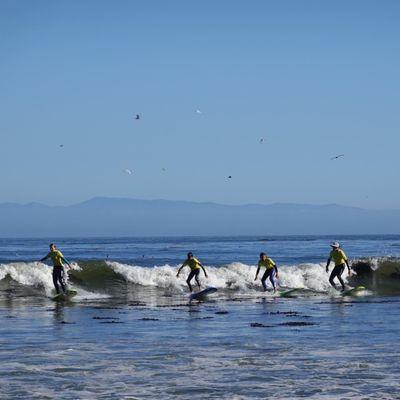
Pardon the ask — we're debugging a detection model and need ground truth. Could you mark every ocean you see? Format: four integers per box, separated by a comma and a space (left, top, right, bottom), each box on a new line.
1, 235, 400, 399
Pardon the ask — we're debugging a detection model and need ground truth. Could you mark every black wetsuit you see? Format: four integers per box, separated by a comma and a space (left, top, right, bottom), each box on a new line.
187, 269, 200, 292
329, 263, 345, 290
53, 266, 66, 294
261, 268, 277, 290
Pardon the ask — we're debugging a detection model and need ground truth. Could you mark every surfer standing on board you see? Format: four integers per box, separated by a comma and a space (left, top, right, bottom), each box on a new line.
38, 243, 72, 294
255, 252, 279, 293
176, 252, 208, 292
326, 242, 351, 291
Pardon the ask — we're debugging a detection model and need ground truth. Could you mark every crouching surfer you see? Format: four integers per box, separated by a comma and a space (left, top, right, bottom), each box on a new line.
326, 242, 352, 291
38, 243, 72, 294
255, 252, 279, 293
176, 252, 208, 292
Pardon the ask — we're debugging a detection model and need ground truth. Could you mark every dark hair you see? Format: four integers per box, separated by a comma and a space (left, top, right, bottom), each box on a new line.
49, 243, 55, 248
259, 252, 266, 258
187, 252, 193, 258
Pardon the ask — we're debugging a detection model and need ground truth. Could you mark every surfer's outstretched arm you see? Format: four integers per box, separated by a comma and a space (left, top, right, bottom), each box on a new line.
345, 259, 352, 275
254, 266, 260, 280
176, 264, 186, 277
39, 252, 51, 263
61, 256, 72, 268
325, 258, 331, 273
199, 263, 208, 278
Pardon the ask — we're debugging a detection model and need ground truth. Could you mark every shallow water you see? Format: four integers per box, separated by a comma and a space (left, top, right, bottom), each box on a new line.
1, 294, 400, 399
1, 236, 400, 399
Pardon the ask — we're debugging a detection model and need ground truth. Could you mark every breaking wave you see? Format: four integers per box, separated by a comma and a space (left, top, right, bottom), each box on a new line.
1, 257, 400, 299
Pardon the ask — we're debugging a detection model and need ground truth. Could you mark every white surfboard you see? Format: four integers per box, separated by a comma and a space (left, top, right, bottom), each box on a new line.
189, 287, 218, 301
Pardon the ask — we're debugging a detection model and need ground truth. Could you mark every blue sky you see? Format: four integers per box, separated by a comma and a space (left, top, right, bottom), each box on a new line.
1, 0, 399, 208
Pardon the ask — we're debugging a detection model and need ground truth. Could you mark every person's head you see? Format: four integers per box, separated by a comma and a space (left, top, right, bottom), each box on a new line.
187, 252, 194, 259
49, 243, 56, 251
330, 242, 340, 250
259, 252, 267, 260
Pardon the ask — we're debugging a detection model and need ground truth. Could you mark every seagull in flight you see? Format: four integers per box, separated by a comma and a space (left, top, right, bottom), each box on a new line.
134, 114, 140, 120
124, 169, 133, 175
330, 154, 344, 160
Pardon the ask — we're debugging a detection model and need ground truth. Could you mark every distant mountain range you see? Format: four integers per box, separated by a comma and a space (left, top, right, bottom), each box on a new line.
0, 197, 399, 237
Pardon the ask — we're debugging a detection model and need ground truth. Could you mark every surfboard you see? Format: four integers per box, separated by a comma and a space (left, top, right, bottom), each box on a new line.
279, 288, 305, 298
52, 289, 77, 301
189, 287, 218, 301
341, 285, 366, 296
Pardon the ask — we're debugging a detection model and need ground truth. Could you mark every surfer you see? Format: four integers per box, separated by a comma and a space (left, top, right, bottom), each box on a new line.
39, 243, 72, 294
255, 252, 279, 292
325, 242, 351, 291
176, 252, 208, 292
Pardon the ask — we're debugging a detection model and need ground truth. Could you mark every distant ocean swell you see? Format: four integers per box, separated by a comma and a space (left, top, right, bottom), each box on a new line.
1, 258, 400, 298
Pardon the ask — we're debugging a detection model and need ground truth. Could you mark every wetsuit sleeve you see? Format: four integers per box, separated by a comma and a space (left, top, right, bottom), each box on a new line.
40, 252, 51, 262
270, 259, 278, 274
61, 256, 71, 265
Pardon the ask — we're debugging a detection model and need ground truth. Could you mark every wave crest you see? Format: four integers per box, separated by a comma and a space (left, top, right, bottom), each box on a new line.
1, 257, 400, 297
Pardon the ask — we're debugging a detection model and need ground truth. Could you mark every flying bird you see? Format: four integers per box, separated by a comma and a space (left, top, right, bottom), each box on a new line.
124, 169, 133, 175
59, 144, 64, 148
134, 114, 140, 120
228, 175, 232, 179
259, 138, 265, 144
330, 154, 344, 160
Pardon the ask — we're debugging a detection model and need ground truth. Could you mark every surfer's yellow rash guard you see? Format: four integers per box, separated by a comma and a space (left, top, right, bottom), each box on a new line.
258, 258, 276, 270
43, 250, 68, 267
183, 258, 201, 271
329, 249, 348, 266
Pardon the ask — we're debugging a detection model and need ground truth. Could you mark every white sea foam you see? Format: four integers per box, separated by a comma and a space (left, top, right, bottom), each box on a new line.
0, 261, 108, 298
106, 261, 344, 292
0, 262, 54, 294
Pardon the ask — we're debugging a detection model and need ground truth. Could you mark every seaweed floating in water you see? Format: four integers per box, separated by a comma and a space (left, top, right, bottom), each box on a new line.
250, 322, 275, 328
279, 321, 315, 327
139, 317, 159, 321
266, 311, 300, 316
99, 321, 124, 324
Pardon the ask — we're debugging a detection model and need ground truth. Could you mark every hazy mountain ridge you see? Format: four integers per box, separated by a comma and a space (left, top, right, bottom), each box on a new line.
0, 197, 399, 237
